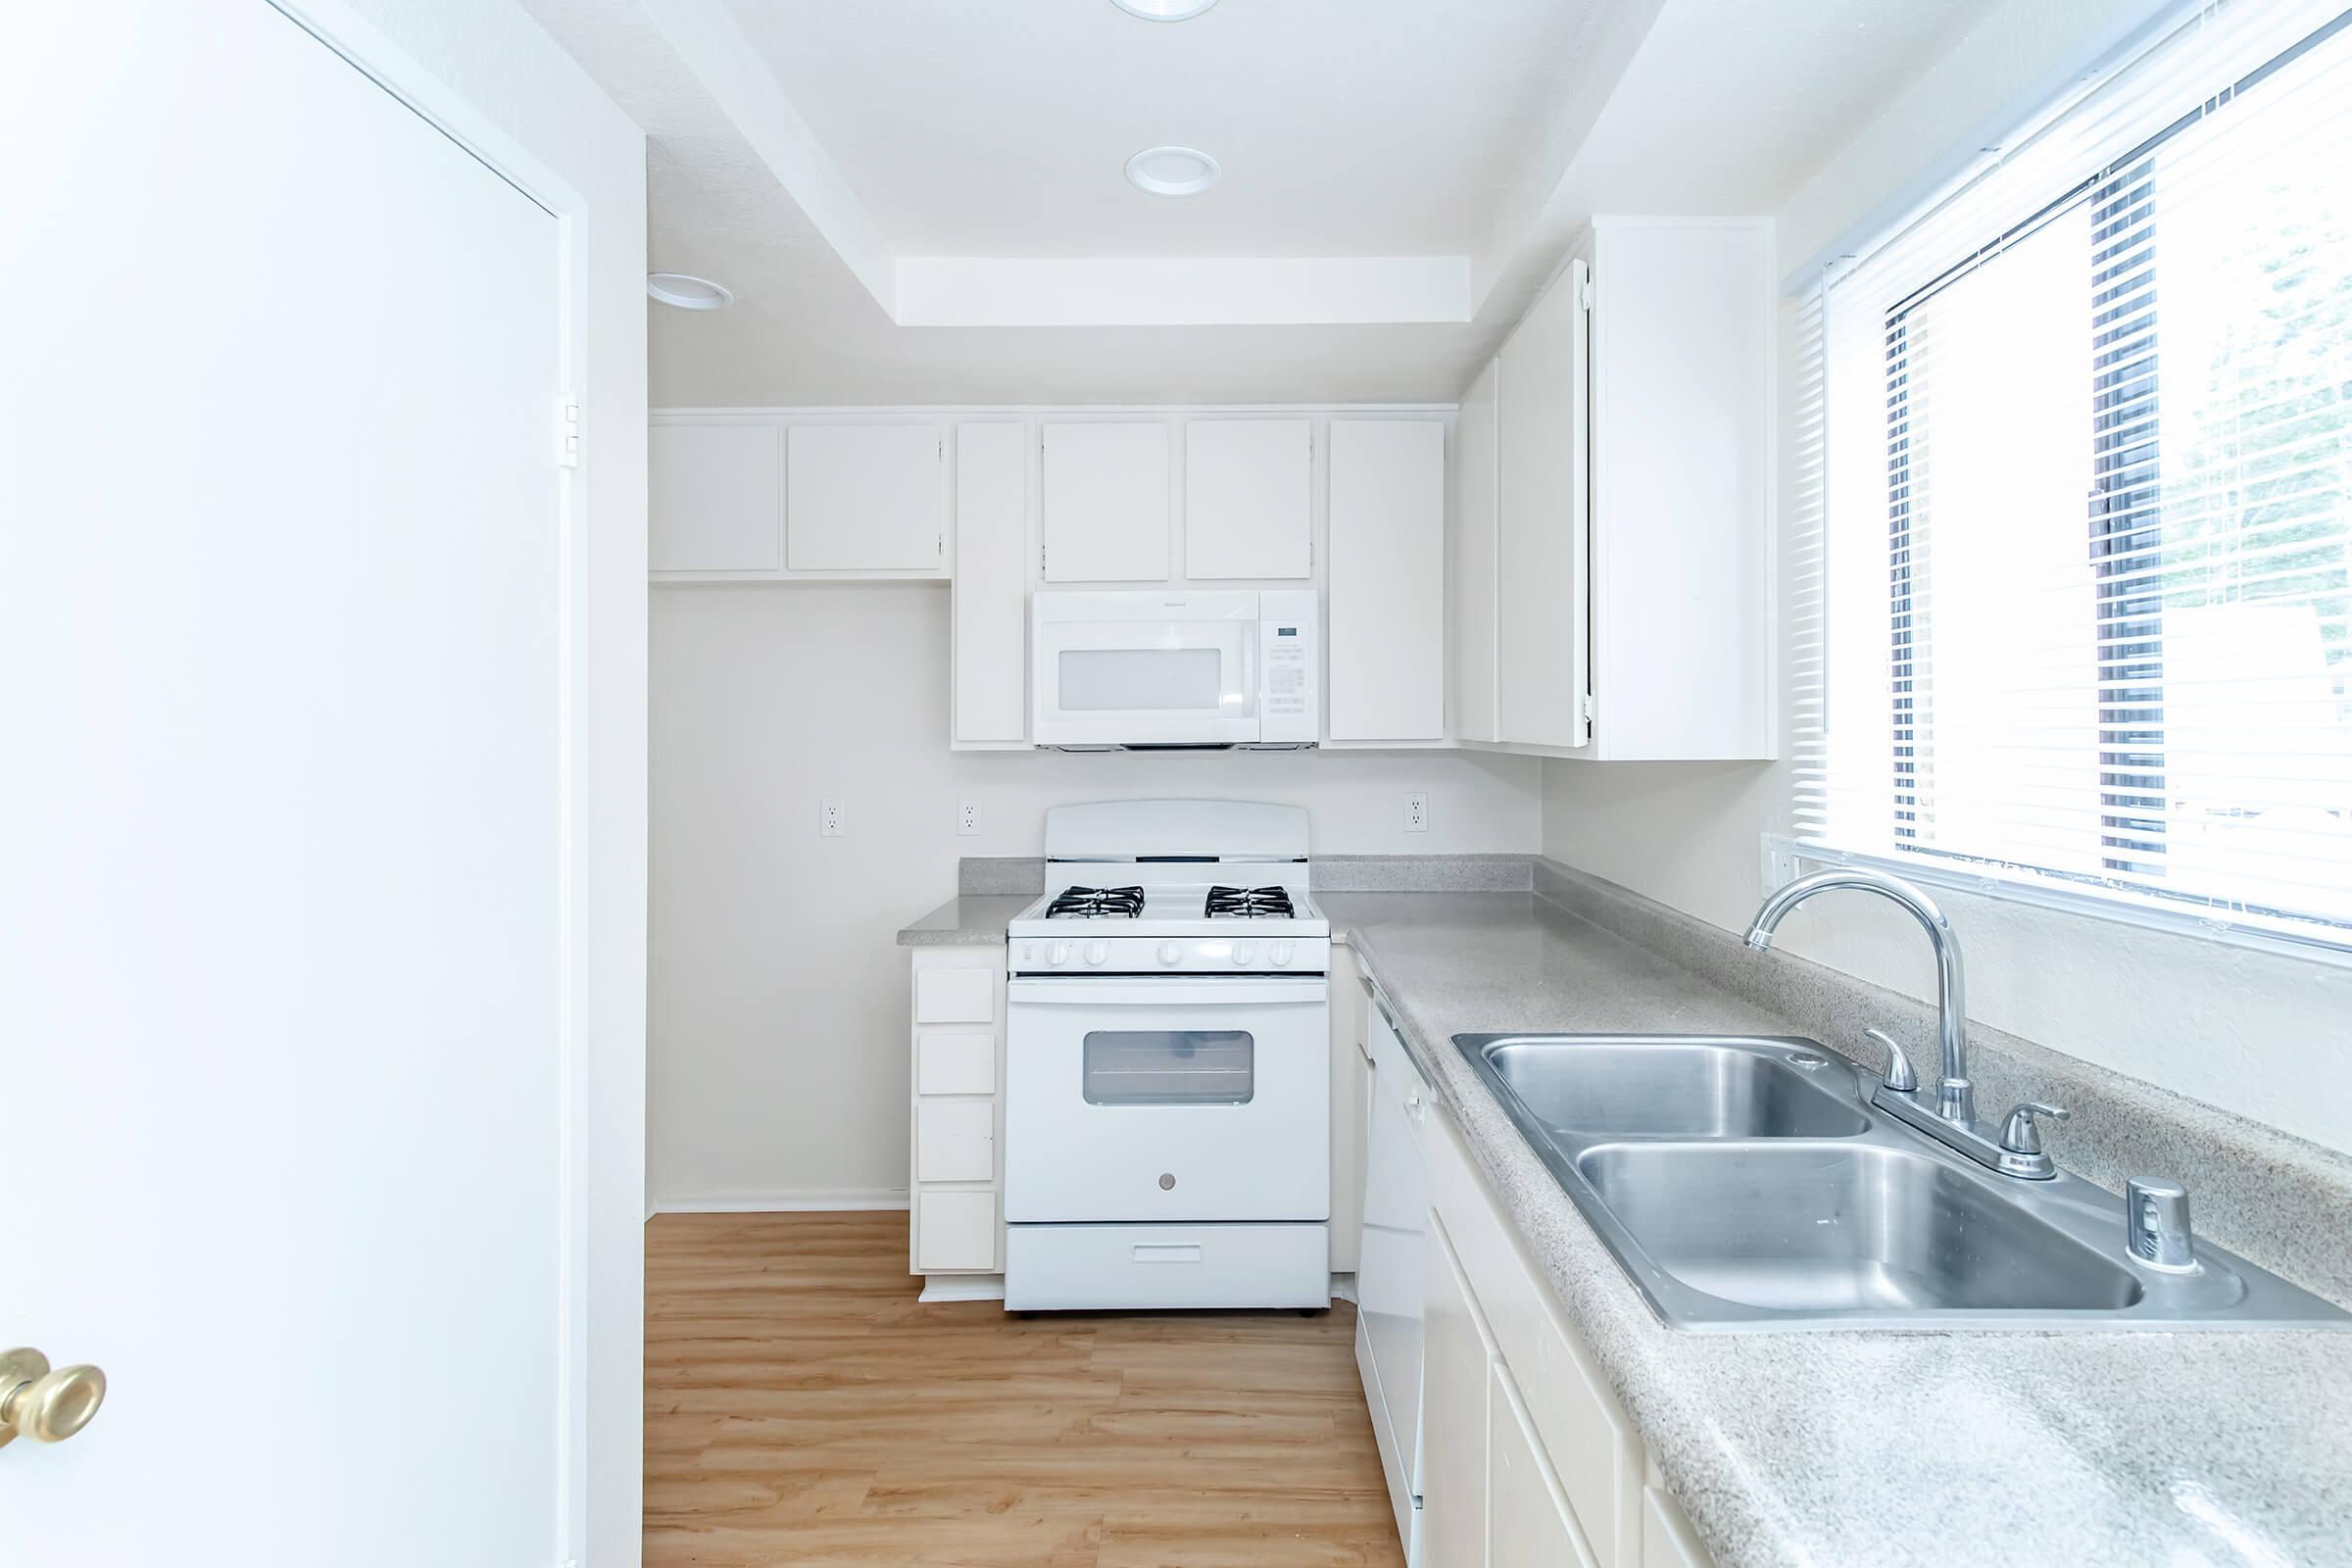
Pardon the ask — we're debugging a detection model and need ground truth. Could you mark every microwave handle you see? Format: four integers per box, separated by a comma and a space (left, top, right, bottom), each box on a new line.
1239, 625, 1258, 717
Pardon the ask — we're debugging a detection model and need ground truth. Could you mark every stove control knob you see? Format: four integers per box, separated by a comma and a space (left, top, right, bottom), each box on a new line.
1232, 941, 1256, 966
1269, 941, 1295, 967
1048, 942, 1070, 966
1084, 941, 1108, 967
1156, 941, 1182, 967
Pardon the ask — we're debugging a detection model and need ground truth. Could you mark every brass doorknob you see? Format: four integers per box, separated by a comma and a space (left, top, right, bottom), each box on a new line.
0, 1348, 107, 1448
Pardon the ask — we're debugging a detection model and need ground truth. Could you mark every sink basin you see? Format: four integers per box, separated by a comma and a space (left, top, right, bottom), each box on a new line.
1452, 1031, 2351, 1331
1478, 1035, 1868, 1140
1576, 1144, 2143, 1314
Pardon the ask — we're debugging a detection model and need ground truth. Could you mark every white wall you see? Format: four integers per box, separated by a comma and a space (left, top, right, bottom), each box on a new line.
334, 1, 647, 1559
1544, 0, 2352, 1156
651, 583, 1542, 1206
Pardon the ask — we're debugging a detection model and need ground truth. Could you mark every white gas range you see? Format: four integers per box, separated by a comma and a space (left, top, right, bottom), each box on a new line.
1003, 800, 1332, 1312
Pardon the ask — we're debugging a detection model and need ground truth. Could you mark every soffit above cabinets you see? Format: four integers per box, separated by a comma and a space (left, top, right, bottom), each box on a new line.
519, 0, 2001, 403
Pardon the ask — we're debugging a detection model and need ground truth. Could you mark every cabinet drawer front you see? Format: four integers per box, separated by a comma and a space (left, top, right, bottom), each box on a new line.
1423, 1103, 1642, 1567
916, 1191, 998, 1272
1005, 1222, 1326, 1310
916, 1100, 996, 1183
917, 1028, 996, 1095
1642, 1486, 1715, 1568
914, 966, 995, 1024
1490, 1362, 1601, 1568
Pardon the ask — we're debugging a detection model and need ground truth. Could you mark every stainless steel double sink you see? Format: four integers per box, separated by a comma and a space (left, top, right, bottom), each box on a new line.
1454, 1034, 2350, 1332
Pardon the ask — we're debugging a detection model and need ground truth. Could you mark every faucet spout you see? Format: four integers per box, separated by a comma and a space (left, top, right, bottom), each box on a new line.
1744, 867, 1973, 1124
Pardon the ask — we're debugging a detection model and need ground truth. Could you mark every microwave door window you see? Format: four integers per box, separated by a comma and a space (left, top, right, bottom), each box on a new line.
1056, 648, 1227, 711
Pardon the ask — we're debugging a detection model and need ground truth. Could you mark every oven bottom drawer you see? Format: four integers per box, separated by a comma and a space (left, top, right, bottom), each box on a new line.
1004, 1222, 1330, 1311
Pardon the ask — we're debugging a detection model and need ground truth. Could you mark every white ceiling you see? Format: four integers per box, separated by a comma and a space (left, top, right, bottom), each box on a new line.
739, 0, 1615, 258
520, 0, 2002, 405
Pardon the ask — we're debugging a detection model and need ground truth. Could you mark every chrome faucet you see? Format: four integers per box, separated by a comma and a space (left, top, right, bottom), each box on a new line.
1744, 867, 2069, 1179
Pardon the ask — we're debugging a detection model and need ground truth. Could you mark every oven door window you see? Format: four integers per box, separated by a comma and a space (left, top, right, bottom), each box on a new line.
1081, 1030, 1254, 1105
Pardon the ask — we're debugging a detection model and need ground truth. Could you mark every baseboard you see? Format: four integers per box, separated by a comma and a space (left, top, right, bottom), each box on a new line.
646, 1188, 911, 1217
919, 1273, 1007, 1302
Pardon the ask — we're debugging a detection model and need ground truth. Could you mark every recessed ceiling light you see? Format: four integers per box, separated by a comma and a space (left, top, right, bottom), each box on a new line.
646, 272, 734, 310
1125, 146, 1222, 198
1110, 0, 1219, 19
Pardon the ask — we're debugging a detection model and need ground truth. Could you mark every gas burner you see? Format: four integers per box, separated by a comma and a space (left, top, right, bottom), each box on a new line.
1204, 885, 1296, 919
1045, 885, 1147, 919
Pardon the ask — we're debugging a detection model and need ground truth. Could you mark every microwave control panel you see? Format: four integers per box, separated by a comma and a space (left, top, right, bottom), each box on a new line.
1257, 589, 1320, 744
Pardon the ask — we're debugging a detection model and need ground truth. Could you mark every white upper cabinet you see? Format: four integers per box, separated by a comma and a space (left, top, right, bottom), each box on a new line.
786, 422, 944, 571
1465, 218, 1774, 761
650, 421, 781, 574
1042, 420, 1170, 582
1184, 418, 1312, 579
1327, 418, 1446, 742
1495, 258, 1592, 751
1452, 360, 1500, 745
952, 421, 1029, 746
1586, 219, 1774, 761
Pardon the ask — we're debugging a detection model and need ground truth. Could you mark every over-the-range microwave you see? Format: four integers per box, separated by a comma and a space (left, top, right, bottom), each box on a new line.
1031, 589, 1319, 750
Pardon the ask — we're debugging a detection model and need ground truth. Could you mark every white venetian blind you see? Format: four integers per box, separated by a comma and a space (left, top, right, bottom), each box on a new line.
1794, 0, 2352, 942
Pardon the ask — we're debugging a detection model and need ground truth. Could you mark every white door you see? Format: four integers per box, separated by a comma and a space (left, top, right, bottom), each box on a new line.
1496, 258, 1593, 749
1, 5, 571, 1563
1327, 418, 1446, 741
1184, 418, 1312, 579
1042, 420, 1172, 581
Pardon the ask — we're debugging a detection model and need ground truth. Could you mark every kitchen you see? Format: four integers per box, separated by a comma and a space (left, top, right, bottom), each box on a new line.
10, 0, 2352, 1566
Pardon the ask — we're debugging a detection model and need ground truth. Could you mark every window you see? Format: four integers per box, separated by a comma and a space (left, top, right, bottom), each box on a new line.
1799, 0, 2352, 946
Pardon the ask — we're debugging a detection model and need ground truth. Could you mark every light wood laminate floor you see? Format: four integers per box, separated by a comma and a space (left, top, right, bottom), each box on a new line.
647, 1211, 1406, 1567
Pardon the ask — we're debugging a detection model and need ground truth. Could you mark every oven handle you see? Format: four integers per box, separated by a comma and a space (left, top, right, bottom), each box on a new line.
1007, 977, 1328, 1007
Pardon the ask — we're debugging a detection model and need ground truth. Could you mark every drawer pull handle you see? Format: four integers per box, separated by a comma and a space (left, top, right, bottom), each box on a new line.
1133, 1244, 1203, 1264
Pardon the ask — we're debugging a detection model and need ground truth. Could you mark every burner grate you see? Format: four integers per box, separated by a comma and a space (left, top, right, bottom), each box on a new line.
1045, 885, 1147, 919
1204, 885, 1296, 919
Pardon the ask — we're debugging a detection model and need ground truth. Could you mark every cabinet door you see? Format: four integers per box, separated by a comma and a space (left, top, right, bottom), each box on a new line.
1491, 1363, 1600, 1568
1422, 1214, 1495, 1568
1452, 361, 1500, 744
1495, 259, 1592, 748
1184, 418, 1310, 578
953, 421, 1029, 743
1042, 421, 1171, 581
915, 1191, 997, 1272
651, 421, 781, 573
1328, 418, 1446, 741
916, 1101, 995, 1183
786, 422, 943, 571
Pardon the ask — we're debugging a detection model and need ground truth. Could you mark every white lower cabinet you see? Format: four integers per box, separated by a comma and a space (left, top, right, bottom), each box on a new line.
907, 946, 1006, 1279
1363, 1071, 1717, 1568
1491, 1361, 1597, 1567
1420, 1215, 1494, 1567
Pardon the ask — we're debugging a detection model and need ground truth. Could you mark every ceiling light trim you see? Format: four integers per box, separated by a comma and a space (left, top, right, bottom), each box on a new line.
1124, 145, 1223, 198
648, 272, 736, 310
1109, 0, 1222, 20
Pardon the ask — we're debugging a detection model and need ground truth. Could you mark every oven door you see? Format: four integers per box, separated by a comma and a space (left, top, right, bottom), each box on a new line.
1032, 592, 1260, 747
1005, 976, 1330, 1222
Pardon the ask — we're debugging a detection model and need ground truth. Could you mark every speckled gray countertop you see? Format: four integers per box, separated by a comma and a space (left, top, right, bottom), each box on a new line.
896, 894, 1031, 946
1322, 892, 2352, 1568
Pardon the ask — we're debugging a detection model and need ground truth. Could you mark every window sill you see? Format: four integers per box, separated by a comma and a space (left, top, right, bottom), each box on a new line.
1766, 833, 2352, 970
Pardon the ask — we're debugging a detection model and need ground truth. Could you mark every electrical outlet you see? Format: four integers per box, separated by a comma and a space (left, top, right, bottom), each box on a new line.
1760, 836, 1798, 893
1404, 793, 1429, 833
957, 797, 980, 837
820, 798, 845, 837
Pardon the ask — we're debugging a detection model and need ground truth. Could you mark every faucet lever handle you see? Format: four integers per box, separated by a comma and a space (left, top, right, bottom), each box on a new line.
1863, 1028, 1920, 1095
1999, 1101, 2070, 1154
